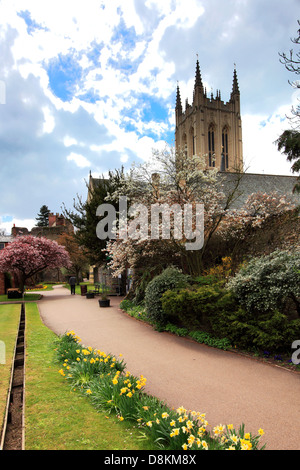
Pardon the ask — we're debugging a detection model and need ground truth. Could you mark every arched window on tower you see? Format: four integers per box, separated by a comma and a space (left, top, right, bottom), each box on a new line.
222, 127, 229, 169
190, 127, 195, 155
208, 124, 215, 167
182, 133, 187, 157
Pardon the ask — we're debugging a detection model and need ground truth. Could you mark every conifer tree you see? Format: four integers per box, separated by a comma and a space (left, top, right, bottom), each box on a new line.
36, 205, 51, 226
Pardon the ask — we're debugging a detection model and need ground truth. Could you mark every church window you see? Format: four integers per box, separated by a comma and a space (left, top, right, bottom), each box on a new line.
182, 133, 187, 156
222, 127, 229, 169
190, 127, 195, 155
208, 125, 215, 167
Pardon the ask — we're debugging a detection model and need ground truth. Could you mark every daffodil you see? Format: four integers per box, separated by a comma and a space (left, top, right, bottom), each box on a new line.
176, 406, 186, 415
201, 440, 208, 450
186, 420, 194, 430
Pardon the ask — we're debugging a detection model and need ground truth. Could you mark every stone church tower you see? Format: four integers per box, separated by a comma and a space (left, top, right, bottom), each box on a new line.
175, 60, 243, 172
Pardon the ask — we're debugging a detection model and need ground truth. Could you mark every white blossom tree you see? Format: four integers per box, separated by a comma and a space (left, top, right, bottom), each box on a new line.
104, 146, 244, 277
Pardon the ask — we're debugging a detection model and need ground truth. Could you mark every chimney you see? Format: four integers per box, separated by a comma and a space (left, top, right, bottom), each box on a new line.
48, 213, 56, 227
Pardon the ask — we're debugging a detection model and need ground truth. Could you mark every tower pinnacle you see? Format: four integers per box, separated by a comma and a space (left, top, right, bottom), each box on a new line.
175, 83, 183, 118
194, 59, 203, 91
231, 67, 240, 97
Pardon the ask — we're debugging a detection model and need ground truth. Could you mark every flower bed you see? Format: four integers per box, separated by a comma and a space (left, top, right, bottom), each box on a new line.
54, 331, 266, 450
25, 285, 48, 291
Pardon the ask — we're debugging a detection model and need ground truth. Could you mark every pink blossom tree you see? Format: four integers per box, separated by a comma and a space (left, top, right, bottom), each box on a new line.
0, 235, 72, 292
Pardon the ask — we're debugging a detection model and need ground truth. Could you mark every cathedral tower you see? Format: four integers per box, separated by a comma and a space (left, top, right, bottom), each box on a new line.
175, 61, 243, 171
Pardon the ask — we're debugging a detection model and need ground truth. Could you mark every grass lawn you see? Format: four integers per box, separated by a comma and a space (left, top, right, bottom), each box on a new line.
0, 284, 54, 303
0, 293, 42, 302
25, 303, 153, 450
63, 283, 100, 295
0, 304, 21, 435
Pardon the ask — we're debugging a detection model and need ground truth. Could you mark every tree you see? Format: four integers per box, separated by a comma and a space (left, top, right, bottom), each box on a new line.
57, 232, 89, 283
276, 130, 300, 192
218, 190, 296, 260
0, 235, 71, 292
62, 168, 124, 265
36, 205, 51, 227
105, 145, 244, 278
277, 20, 300, 192
278, 19, 300, 124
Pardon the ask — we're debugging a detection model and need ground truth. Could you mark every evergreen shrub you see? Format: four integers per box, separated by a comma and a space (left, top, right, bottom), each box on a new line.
161, 283, 238, 332
212, 308, 300, 352
144, 267, 189, 325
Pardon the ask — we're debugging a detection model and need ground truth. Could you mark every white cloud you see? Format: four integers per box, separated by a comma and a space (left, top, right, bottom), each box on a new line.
67, 152, 91, 168
63, 135, 78, 147
243, 105, 297, 175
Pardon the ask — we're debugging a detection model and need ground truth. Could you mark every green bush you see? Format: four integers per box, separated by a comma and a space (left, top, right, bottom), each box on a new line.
120, 299, 147, 321
161, 285, 219, 330
164, 323, 189, 337
119, 299, 135, 312
227, 250, 300, 318
161, 284, 238, 332
144, 267, 190, 325
212, 307, 300, 353
188, 331, 232, 350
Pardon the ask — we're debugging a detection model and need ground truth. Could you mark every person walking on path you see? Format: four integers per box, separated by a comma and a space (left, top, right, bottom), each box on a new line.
69, 276, 76, 295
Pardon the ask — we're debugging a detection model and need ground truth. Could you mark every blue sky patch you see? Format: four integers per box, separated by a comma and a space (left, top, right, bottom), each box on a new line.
46, 53, 83, 101
2, 215, 13, 223
142, 96, 169, 123
17, 10, 47, 35
111, 17, 138, 51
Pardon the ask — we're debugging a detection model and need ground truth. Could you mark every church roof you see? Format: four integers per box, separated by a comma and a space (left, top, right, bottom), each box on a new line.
219, 172, 300, 209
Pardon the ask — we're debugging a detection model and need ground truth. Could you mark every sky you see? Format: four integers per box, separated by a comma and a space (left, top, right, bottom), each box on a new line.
0, 0, 299, 234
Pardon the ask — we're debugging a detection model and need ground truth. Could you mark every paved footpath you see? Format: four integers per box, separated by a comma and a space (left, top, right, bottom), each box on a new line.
35, 285, 299, 450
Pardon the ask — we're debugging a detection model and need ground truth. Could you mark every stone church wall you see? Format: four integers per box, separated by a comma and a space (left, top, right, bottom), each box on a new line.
220, 172, 300, 208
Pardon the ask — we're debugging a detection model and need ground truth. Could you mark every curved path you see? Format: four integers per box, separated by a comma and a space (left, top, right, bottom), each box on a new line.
36, 285, 299, 450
